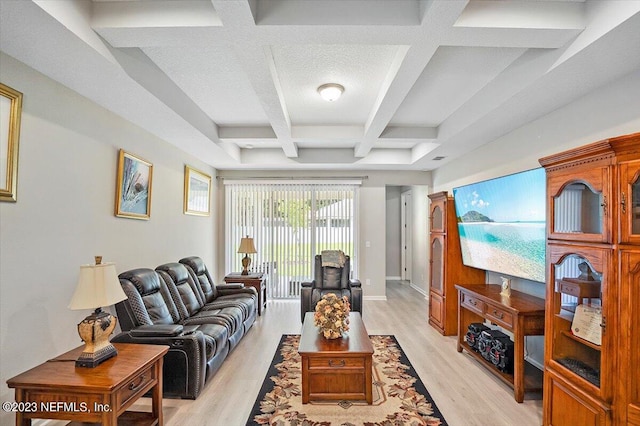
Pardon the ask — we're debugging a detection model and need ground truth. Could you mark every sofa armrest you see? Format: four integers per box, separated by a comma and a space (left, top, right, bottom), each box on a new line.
129, 324, 184, 338
349, 278, 362, 288
218, 283, 244, 290
217, 286, 258, 298
111, 329, 207, 399
301, 280, 315, 288
112, 327, 203, 345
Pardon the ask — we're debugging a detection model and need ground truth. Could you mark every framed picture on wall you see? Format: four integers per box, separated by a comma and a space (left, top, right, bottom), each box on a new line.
0, 83, 23, 202
184, 165, 211, 216
115, 149, 153, 220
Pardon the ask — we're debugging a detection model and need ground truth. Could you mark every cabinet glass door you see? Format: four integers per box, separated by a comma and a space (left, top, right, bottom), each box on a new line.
620, 161, 640, 244
548, 246, 610, 399
548, 166, 610, 243
431, 204, 444, 233
430, 235, 444, 294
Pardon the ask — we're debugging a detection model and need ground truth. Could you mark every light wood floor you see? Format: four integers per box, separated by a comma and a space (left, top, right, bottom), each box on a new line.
123, 281, 542, 425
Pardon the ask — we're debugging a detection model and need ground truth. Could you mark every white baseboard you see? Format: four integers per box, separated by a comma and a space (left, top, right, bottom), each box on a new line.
525, 356, 544, 371
410, 283, 427, 297
386, 276, 401, 280
364, 296, 388, 301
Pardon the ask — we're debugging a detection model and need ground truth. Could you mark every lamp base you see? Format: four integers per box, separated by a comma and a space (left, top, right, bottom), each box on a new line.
75, 308, 119, 368
241, 254, 251, 275
75, 345, 118, 368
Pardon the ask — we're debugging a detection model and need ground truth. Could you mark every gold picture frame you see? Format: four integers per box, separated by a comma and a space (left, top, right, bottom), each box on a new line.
184, 165, 211, 216
115, 149, 153, 220
0, 83, 23, 202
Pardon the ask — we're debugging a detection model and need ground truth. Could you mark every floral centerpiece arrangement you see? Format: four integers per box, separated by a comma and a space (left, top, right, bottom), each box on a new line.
314, 293, 350, 339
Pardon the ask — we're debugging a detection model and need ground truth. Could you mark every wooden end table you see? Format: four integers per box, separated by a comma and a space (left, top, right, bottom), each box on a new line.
298, 312, 374, 404
6, 343, 168, 426
224, 272, 267, 315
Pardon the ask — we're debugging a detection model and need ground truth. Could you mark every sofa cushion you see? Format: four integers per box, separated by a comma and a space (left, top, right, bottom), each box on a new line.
206, 295, 255, 320
118, 268, 178, 326
322, 267, 343, 290
157, 263, 206, 320
185, 306, 243, 336
180, 256, 218, 302
184, 323, 228, 359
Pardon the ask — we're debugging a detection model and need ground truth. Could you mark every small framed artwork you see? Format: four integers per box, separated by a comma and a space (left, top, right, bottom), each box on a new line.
184, 165, 211, 216
0, 83, 23, 202
115, 149, 153, 220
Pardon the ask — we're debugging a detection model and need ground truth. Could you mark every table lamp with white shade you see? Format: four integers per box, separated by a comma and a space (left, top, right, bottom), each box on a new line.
68, 256, 127, 367
238, 236, 257, 275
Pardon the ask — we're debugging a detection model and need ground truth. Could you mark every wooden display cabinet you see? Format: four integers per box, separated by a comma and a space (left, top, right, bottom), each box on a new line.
427, 192, 485, 335
539, 131, 640, 425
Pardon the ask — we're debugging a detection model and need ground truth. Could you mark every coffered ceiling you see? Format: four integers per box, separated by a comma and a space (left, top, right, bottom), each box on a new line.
1, 1, 639, 170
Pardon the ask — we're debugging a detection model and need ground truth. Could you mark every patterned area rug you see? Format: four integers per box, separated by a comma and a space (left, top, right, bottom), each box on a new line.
246, 334, 448, 425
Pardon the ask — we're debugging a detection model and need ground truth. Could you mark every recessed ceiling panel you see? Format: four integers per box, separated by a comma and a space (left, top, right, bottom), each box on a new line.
253, 0, 422, 26
391, 46, 526, 127
271, 44, 402, 125
143, 45, 269, 125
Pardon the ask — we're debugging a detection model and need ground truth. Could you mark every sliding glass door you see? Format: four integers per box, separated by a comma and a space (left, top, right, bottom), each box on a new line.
225, 182, 358, 299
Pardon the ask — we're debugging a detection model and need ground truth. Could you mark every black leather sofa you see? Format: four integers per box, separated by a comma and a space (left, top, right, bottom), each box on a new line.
112, 257, 257, 399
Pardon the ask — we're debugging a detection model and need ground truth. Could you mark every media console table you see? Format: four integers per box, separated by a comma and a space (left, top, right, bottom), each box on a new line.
455, 284, 545, 403
6, 343, 168, 426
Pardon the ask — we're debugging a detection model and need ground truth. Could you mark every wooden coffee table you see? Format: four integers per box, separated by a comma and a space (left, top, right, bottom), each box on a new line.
299, 312, 374, 404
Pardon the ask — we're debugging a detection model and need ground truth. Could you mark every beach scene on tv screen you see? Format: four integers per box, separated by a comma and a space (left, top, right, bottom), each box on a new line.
453, 168, 546, 283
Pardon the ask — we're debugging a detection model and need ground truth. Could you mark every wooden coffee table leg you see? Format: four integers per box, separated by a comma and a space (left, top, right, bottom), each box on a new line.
365, 355, 373, 404
301, 355, 309, 404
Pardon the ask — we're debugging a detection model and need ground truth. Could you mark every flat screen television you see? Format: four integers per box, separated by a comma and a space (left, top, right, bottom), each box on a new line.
452, 168, 546, 283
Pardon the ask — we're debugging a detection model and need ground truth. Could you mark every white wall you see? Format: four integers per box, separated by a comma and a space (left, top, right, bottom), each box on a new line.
410, 185, 429, 294
0, 53, 217, 422
385, 186, 402, 279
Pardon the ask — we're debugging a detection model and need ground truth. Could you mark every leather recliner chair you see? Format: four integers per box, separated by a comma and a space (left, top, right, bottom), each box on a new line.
300, 254, 362, 322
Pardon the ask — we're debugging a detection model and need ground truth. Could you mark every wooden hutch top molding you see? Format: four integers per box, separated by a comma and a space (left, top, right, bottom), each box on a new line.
538, 140, 615, 171
539, 132, 640, 171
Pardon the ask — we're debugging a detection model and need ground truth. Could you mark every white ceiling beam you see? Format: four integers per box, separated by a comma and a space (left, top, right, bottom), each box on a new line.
251, 0, 422, 26
354, 0, 469, 158
550, 1, 640, 70
211, 0, 298, 158
444, 27, 583, 49
106, 46, 225, 149
291, 126, 363, 140
34, 0, 119, 65
411, 142, 441, 163
380, 126, 438, 139
453, 1, 585, 30
219, 126, 277, 139
91, 0, 221, 28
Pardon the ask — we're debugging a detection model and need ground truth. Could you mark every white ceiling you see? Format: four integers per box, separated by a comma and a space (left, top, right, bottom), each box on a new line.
1, 0, 639, 171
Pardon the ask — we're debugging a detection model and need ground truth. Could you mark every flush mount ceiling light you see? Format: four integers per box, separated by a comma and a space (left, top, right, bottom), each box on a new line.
317, 83, 344, 102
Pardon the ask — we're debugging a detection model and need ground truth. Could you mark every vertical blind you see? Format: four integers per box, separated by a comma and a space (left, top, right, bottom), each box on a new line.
225, 182, 358, 299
